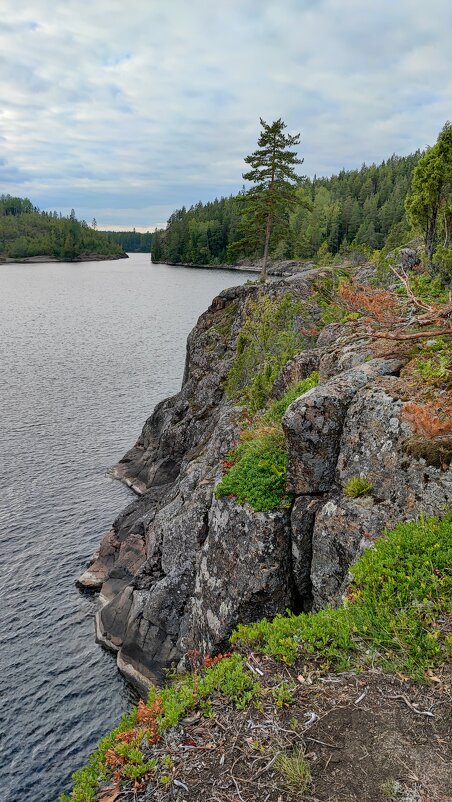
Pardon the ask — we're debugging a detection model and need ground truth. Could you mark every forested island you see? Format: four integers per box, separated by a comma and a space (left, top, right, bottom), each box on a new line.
151, 151, 421, 265
0, 196, 126, 261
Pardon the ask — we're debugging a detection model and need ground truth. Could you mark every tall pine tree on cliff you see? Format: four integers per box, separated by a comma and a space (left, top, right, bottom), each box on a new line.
238, 118, 303, 282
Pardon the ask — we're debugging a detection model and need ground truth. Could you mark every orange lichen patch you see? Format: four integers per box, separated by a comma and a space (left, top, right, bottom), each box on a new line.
402, 399, 452, 439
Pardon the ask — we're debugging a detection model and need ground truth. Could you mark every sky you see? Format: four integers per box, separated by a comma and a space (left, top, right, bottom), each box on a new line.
0, 1, 451, 230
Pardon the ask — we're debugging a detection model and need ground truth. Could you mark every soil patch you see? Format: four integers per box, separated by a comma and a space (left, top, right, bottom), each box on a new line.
119, 661, 451, 802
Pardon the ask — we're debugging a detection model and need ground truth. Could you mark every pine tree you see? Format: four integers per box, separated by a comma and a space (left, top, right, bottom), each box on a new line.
238, 118, 303, 281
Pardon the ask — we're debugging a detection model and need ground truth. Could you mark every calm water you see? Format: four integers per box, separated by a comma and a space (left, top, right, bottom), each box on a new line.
0, 254, 251, 802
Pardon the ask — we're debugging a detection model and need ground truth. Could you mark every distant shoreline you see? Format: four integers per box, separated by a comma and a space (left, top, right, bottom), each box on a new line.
0, 252, 128, 264
152, 258, 311, 276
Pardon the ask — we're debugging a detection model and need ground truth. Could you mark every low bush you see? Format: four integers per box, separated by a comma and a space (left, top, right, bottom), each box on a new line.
410, 337, 452, 387
63, 516, 451, 801
62, 654, 260, 801
216, 373, 319, 511
232, 515, 452, 680
403, 272, 450, 303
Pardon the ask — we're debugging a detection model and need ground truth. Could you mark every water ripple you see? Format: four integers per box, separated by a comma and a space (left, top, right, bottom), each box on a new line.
0, 255, 250, 802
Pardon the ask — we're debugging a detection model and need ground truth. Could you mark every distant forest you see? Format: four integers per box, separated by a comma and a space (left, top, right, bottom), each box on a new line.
101, 230, 153, 252
151, 151, 421, 265
0, 196, 124, 260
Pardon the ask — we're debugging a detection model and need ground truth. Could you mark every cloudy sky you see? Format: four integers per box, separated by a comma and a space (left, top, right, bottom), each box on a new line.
0, 1, 451, 229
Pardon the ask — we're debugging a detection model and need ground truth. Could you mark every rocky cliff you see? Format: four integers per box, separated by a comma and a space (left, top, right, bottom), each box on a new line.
78, 269, 451, 695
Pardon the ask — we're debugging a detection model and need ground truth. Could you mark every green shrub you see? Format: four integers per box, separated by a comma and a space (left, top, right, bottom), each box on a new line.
411, 337, 452, 386
271, 679, 297, 708
215, 431, 290, 511
226, 293, 306, 412
344, 476, 373, 498
232, 515, 452, 680
403, 272, 449, 303
432, 245, 452, 284
216, 372, 319, 511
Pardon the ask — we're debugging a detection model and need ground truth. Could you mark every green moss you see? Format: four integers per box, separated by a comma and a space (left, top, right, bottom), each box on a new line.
343, 476, 373, 498
232, 515, 452, 680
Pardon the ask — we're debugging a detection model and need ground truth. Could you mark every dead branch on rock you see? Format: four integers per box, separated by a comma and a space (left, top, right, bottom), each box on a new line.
338, 267, 452, 342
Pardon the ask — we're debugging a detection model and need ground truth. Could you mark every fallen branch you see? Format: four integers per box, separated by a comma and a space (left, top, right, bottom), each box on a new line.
386, 693, 434, 717
368, 328, 451, 341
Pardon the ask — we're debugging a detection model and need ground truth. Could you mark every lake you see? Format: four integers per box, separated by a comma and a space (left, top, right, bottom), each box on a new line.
0, 254, 252, 802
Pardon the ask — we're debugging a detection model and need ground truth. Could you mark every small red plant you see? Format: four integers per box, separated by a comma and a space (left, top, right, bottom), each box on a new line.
203, 651, 233, 669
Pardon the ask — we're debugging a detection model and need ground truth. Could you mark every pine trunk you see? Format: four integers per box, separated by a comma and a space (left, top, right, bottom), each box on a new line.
261, 214, 272, 282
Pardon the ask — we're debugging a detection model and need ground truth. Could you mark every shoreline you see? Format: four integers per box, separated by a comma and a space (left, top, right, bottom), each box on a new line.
0, 252, 128, 264
152, 258, 312, 276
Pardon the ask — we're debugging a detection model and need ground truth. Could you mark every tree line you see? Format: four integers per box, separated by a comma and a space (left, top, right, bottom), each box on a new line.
101, 229, 153, 252
0, 196, 124, 260
151, 151, 422, 266
153, 119, 451, 282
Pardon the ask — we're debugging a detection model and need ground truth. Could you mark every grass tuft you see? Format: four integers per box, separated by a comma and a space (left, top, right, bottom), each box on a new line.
275, 747, 312, 797
344, 476, 373, 498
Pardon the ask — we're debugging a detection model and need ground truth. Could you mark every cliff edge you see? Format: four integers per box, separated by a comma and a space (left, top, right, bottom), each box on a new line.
77, 266, 452, 696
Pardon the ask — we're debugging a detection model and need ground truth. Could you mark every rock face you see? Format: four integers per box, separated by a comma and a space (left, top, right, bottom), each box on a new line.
78, 272, 452, 693
190, 498, 293, 654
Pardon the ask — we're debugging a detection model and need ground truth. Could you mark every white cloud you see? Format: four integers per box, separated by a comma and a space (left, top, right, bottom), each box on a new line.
0, 1, 450, 226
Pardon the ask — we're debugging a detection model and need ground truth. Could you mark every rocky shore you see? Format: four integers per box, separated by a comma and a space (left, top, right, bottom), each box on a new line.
152, 257, 310, 276
77, 266, 451, 695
